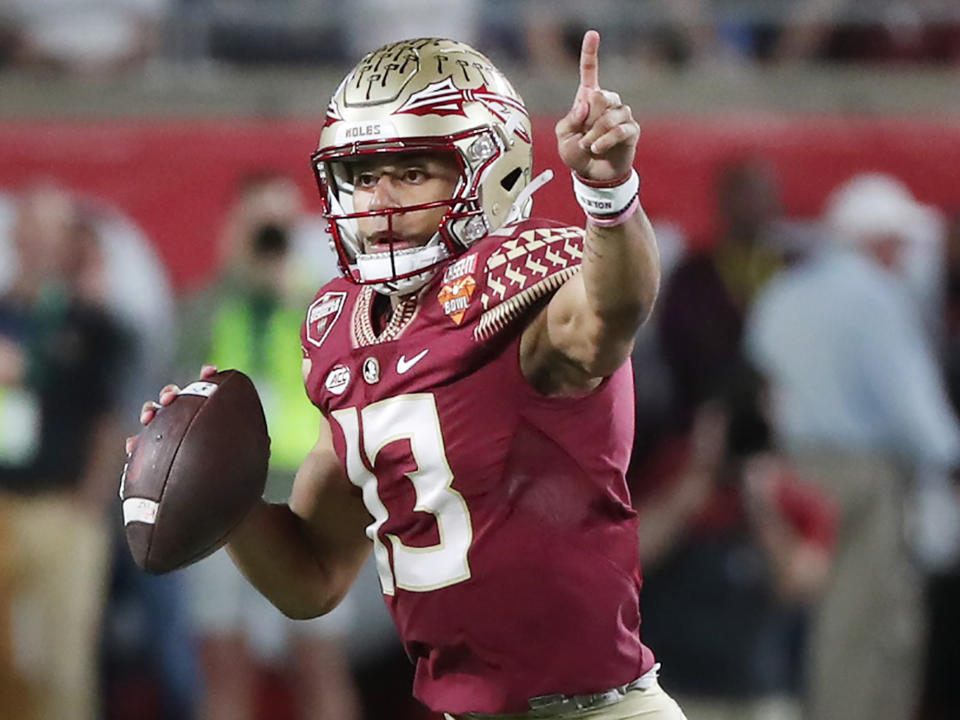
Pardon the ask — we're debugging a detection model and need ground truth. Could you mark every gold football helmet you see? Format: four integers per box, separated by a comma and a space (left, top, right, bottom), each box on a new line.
312, 38, 541, 295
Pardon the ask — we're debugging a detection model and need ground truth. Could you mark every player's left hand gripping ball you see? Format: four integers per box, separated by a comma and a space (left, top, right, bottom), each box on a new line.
120, 369, 271, 574
555, 30, 641, 184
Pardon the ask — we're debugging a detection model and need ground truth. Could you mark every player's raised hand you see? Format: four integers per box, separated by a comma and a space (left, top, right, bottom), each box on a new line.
555, 30, 640, 183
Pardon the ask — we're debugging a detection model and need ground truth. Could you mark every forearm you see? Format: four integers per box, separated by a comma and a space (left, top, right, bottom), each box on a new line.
536, 206, 660, 385
582, 207, 660, 331
533, 31, 657, 387
227, 500, 342, 619
227, 442, 371, 620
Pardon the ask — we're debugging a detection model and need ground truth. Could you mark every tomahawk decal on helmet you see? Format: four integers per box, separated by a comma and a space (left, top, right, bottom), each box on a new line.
395, 77, 486, 117
393, 79, 531, 144
322, 100, 343, 130
311, 37, 544, 297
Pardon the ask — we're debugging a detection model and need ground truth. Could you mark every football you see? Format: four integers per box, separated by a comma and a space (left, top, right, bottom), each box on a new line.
120, 369, 270, 574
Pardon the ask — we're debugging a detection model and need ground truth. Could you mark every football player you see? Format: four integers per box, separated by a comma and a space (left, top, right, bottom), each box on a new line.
137, 31, 686, 719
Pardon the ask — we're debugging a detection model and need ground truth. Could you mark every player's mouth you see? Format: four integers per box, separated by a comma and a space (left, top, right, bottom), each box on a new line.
365, 232, 418, 253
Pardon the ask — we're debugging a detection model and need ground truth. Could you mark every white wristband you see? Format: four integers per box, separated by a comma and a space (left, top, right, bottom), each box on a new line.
572, 169, 640, 218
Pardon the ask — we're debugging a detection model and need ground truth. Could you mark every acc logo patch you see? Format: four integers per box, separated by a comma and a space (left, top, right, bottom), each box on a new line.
438, 274, 477, 325
306, 291, 347, 348
325, 364, 351, 395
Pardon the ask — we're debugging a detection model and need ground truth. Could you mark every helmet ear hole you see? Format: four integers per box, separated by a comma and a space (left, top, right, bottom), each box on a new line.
500, 167, 523, 192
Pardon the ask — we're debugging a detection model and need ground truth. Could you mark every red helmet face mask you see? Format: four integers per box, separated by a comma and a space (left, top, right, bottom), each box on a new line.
312, 38, 538, 296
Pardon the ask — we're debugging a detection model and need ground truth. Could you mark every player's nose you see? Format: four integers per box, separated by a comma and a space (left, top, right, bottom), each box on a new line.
368, 175, 401, 211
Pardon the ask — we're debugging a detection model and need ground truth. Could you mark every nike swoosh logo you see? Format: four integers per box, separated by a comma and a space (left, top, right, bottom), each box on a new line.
397, 349, 429, 374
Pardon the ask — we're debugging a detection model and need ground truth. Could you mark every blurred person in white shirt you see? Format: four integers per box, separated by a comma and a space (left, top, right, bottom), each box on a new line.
5, 0, 168, 74
746, 173, 960, 720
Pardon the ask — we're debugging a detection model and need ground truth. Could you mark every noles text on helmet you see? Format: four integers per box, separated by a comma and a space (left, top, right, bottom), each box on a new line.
312, 37, 542, 296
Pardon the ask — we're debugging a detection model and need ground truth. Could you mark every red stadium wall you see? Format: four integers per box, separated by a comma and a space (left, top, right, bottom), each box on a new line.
1, 116, 959, 291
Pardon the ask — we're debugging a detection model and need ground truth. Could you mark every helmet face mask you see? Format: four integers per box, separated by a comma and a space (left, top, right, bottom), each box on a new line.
312, 38, 534, 296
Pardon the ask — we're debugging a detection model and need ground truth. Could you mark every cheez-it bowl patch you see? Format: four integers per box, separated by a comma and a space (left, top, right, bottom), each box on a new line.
438, 275, 477, 325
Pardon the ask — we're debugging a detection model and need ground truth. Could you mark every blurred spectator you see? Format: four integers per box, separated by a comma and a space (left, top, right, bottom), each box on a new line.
773, 0, 851, 62
636, 368, 835, 720
514, 1, 960, 68
87, 206, 197, 720
176, 0, 480, 66
193, 0, 345, 65
3, 0, 169, 75
0, 187, 197, 720
3, 0, 168, 75
344, 0, 480, 58
0, 14, 17, 67
746, 173, 960, 720
775, 0, 960, 64
519, 1, 587, 72
178, 171, 359, 720
657, 156, 791, 435
0, 183, 129, 720
6, 0, 957, 72
102, 534, 201, 720
627, 222, 687, 471
656, 0, 960, 66
655, 0, 764, 67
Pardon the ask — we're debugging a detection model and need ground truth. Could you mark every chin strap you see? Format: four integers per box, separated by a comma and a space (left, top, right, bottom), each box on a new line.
356, 243, 451, 296
502, 169, 554, 227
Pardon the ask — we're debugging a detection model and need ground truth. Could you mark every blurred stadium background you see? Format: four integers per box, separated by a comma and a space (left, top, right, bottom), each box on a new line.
1, 1, 959, 719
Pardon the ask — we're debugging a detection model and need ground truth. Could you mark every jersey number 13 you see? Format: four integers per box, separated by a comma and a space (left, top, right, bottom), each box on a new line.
331, 394, 473, 595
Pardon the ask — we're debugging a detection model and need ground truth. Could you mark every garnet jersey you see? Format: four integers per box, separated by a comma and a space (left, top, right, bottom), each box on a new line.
300, 218, 655, 715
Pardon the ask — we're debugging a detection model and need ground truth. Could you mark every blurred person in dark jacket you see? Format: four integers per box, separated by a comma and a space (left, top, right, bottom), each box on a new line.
636, 368, 836, 720
0, 183, 129, 720
658, 155, 790, 434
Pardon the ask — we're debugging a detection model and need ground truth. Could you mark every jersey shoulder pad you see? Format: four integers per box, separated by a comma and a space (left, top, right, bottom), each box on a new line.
473, 218, 584, 341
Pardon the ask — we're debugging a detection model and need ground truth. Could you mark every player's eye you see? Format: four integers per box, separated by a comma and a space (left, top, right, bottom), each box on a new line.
402, 168, 427, 183
355, 172, 378, 189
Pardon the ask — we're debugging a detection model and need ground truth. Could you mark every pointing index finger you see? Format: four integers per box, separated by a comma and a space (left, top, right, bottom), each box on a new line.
579, 30, 601, 92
